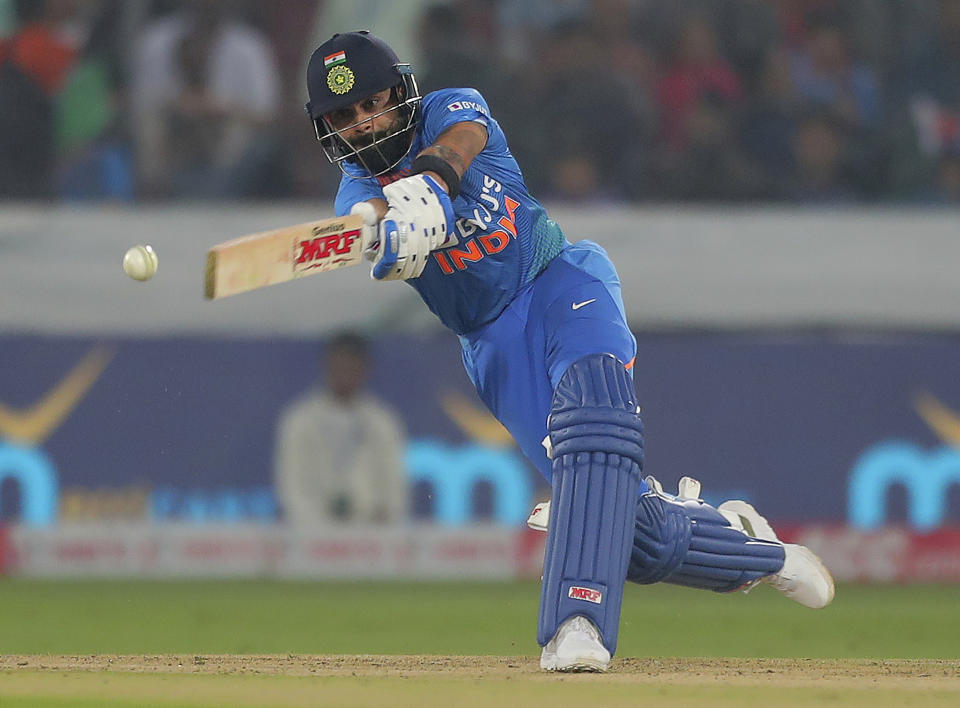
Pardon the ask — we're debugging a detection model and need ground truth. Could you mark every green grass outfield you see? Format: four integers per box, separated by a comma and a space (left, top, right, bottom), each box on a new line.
1, 579, 957, 657
1, 580, 958, 707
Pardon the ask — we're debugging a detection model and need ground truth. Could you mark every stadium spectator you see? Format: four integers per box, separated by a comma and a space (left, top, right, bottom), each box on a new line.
605, 30, 661, 200
786, 109, 860, 203
415, 3, 492, 96
55, 0, 134, 201
656, 11, 744, 151
274, 332, 407, 526
890, 0, 960, 199
788, 10, 880, 129
130, 1, 283, 199
3, 0, 960, 204
0, 0, 81, 199
521, 19, 648, 198
659, 90, 765, 202
495, 0, 589, 66
898, 0, 960, 111
546, 152, 607, 205
740, 48, 801, 196
709, 0, 782, 82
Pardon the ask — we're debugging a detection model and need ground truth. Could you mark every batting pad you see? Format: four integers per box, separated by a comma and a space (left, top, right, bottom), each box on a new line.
628, 494, 786, 592
537, 354, 644, 655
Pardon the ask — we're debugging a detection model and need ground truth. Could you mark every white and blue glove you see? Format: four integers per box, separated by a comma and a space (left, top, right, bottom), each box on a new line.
349, 200, 381, 253
367, 174, 455, 281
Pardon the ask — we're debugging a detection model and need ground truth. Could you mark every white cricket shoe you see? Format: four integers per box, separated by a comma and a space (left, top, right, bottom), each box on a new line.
540, 615, 611, 672
718, 499, 835, 609
526, 500, 549, 531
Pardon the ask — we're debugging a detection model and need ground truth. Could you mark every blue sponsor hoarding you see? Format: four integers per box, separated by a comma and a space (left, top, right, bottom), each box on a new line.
1, 332, 959, 527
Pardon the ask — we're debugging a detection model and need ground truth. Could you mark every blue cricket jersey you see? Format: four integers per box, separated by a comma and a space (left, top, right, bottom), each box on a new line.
334, 88, 567, 335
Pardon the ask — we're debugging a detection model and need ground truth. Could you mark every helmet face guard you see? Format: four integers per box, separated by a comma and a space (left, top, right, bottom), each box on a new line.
308, 68, 421, 177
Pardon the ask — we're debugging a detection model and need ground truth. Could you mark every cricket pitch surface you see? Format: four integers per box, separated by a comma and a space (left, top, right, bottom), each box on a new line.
3, 655, 959, 708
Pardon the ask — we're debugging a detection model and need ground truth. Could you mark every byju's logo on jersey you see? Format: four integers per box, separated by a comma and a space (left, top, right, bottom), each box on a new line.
447, 100, 488, 116
432, 175, 520, 276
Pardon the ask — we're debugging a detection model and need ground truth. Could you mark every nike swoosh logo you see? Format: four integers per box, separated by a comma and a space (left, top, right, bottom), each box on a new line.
915, 392, 960, 447
571, 299, 597, 310
441, 391, 513, 447
0, 346, 114, 445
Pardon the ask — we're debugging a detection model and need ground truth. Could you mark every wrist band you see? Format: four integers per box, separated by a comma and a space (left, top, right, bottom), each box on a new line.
411, 155, 461, 199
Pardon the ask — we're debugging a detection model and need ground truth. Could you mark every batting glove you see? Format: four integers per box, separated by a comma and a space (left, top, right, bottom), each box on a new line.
371, 174, 455, 281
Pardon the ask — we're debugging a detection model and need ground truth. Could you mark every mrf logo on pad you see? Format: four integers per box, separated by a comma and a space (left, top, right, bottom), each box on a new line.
568, 586, 603, 604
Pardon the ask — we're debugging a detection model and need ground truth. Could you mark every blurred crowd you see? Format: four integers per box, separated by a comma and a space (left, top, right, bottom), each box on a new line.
1, 0, 959, 205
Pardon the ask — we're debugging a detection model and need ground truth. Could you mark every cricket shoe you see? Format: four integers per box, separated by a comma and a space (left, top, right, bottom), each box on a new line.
718, 500, 835, 609
540, 615, 611, 672
526, 500, 549, 531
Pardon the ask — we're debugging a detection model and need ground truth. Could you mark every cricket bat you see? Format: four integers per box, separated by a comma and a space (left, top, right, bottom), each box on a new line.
204, 214, 365, 299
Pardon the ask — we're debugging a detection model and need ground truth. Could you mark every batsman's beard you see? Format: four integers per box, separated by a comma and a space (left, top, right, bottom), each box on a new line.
344, 126, 415, 176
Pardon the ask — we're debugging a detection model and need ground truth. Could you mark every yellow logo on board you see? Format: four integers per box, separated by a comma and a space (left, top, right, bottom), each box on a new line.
0, 346, 113, 446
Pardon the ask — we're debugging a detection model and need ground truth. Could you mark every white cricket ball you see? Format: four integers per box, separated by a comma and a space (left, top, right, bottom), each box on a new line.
123, 245, 158, 281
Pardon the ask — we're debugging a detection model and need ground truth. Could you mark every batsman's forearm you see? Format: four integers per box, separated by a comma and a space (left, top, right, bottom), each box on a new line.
421, 144, 468, 176
416, 121, 488, 193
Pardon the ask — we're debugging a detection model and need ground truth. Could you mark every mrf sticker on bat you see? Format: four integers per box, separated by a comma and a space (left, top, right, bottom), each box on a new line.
293, 221, 362, 272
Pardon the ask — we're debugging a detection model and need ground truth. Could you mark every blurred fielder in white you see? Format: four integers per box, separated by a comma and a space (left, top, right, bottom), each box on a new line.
274, 331, 406, 526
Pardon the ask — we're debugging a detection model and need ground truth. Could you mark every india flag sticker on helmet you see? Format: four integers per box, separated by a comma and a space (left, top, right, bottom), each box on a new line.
324, 51, 346, 67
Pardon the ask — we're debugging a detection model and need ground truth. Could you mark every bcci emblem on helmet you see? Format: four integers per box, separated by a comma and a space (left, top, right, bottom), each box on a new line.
327, 65, 355, 95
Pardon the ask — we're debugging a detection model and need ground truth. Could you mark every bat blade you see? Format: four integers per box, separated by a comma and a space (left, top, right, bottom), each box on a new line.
204, 214, 366, 300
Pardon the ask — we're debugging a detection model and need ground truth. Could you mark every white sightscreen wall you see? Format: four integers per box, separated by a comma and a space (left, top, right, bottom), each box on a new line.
1, 205, 957, 335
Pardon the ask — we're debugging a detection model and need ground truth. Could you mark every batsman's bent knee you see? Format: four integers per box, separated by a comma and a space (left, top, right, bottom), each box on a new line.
628, 480, 785, 593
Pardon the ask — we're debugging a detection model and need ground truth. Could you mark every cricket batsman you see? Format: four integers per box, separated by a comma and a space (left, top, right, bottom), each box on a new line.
305, 31, 834, 672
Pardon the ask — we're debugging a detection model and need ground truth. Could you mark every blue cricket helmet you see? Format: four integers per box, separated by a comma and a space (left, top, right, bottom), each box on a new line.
305, 31, 421, 176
